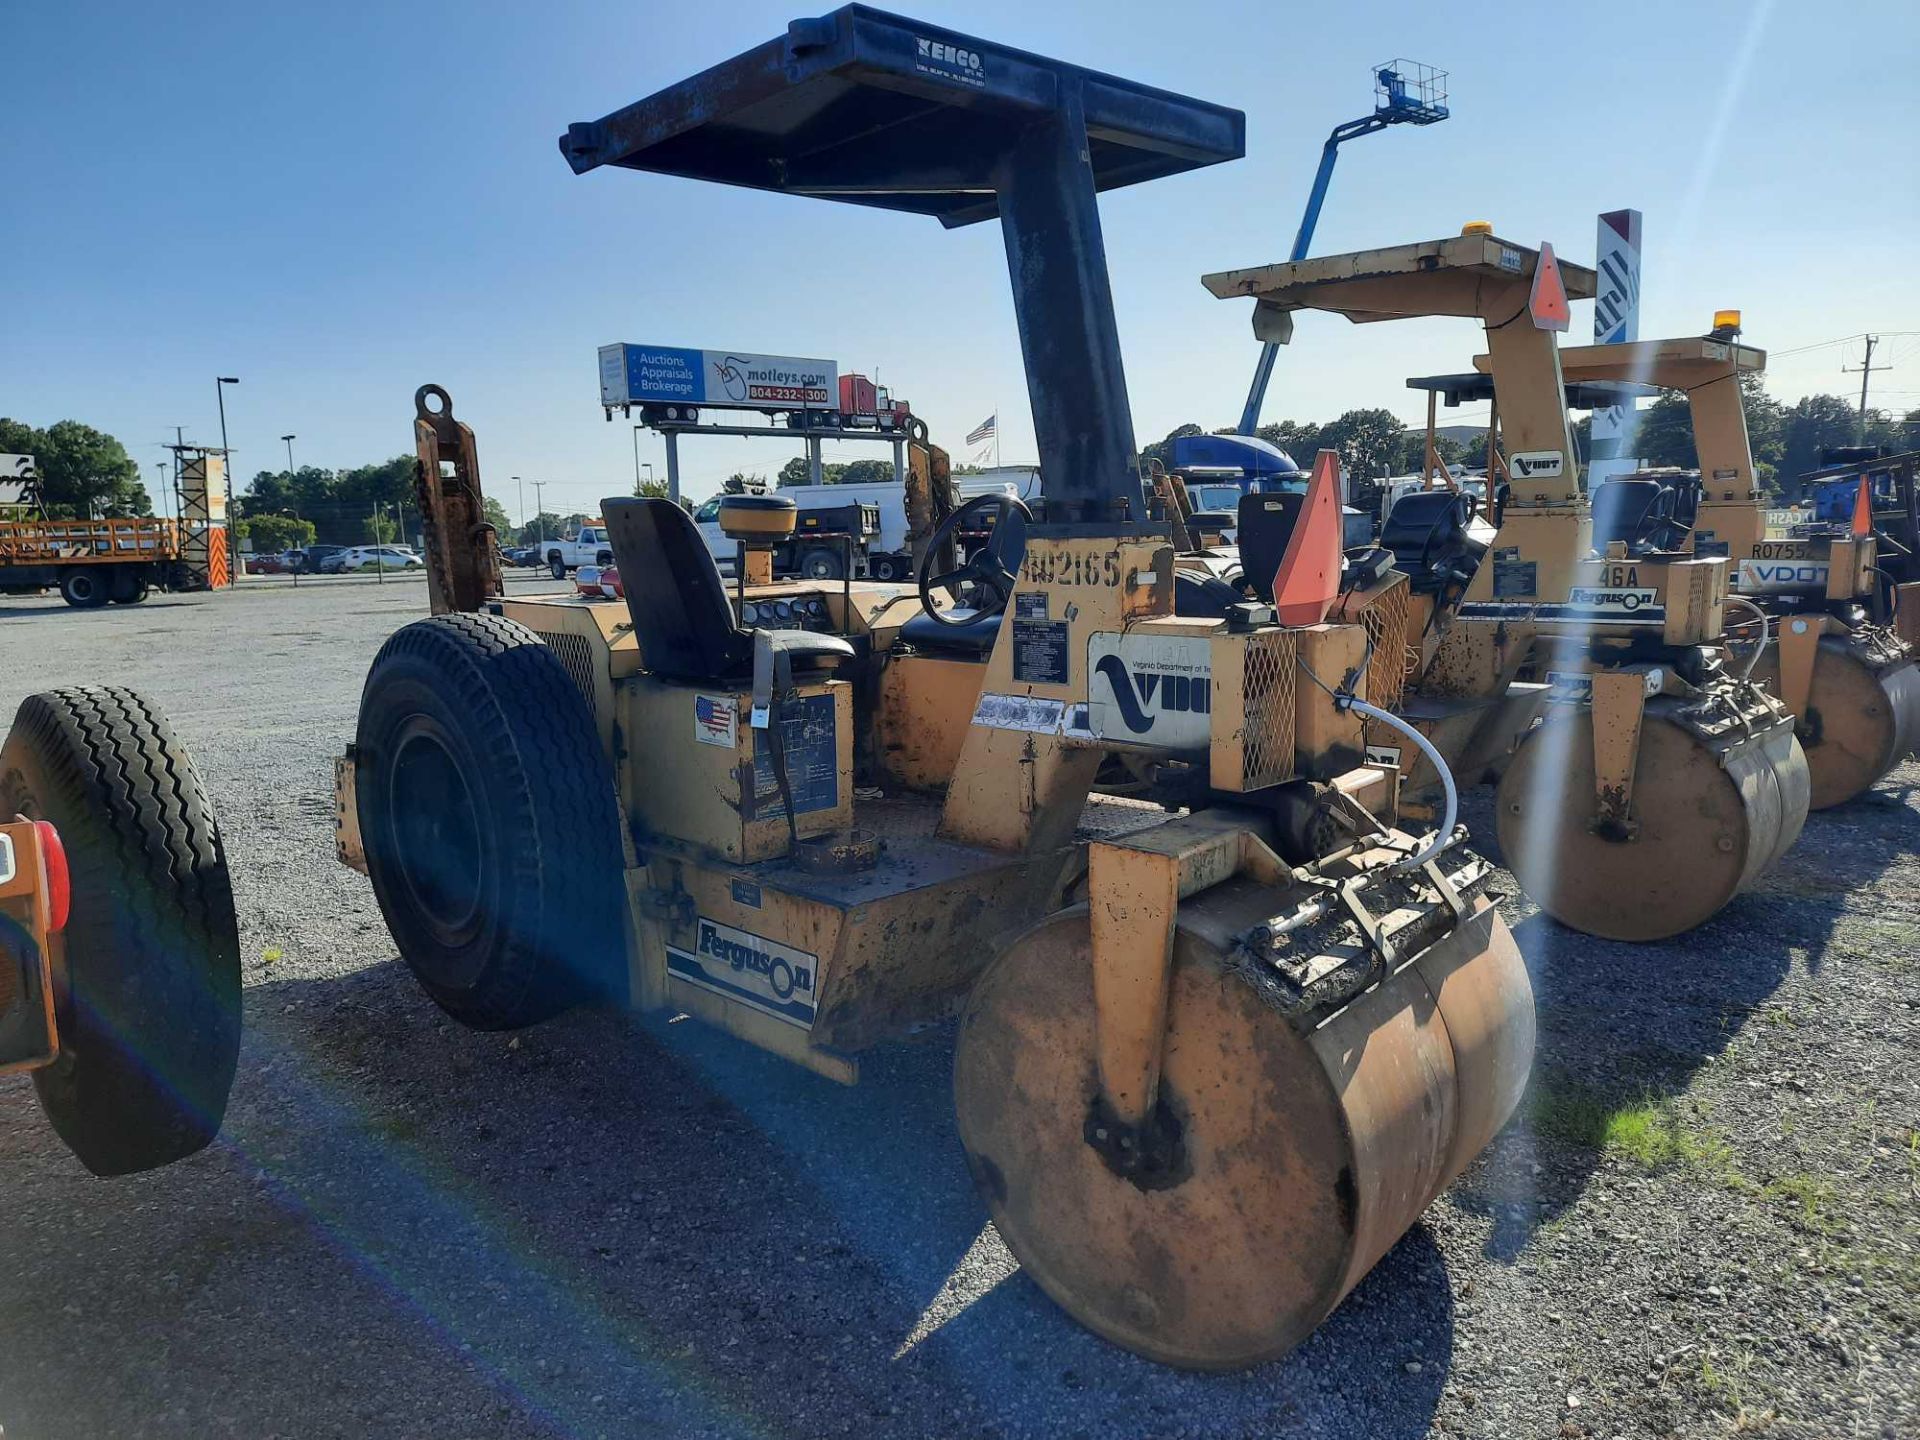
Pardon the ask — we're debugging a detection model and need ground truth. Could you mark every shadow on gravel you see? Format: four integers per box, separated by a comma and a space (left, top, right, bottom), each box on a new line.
0, 599, 199, 621
1454, 779, 1920, 1264
0, 959, 1465, 1440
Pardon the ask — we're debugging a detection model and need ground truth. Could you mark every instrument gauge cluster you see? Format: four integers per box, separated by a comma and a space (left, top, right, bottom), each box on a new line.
738, 592, 837, 634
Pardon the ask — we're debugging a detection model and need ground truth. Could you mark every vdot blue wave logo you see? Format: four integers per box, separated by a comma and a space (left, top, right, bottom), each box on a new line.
1093, 654, 1212, 735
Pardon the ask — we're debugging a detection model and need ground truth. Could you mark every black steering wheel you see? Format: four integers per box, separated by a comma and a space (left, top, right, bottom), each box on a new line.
917, 493, 1032, 627
1645, 513, 1692, 552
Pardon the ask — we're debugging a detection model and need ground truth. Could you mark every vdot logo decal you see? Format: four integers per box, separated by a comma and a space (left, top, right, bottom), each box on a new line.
1088, 633, 1212, 749
1510, 450, 1565, 480
914, 35, 986, 87
1739, 558, 1829, 593
667, 917, 820, 1028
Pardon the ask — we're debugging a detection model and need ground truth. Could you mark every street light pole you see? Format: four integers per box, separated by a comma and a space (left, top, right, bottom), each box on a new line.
513, 476, 525, 534
282, 434, 297, 475
632, 426, 644, 491
215, 376, 239, 463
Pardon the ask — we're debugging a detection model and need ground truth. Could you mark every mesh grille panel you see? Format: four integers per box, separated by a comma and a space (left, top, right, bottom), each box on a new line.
533, 630, 599, 713
1360, 581, 1412, 714
1240, 630, 1297, 789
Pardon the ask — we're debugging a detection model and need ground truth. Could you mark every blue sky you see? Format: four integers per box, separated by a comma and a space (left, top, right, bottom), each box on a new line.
4, 0, 1916, 520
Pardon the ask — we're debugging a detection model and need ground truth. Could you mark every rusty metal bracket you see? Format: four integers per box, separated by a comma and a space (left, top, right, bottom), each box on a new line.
412, 385, 505, 615
636, 876, 696, 928
1588, 668, 1652, 838
1085, 812, 1290, 1178
1775, 612, 1831, 726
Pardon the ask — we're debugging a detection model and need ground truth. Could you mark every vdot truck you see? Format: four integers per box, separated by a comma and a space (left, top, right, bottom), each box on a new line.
542, 523, 613, 578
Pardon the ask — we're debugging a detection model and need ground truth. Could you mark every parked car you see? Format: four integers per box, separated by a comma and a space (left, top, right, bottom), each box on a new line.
303, 544, 350, 574
328, 546, 424, 573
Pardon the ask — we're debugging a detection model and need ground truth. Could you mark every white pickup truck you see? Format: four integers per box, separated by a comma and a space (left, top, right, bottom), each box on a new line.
541, 524, 613, 578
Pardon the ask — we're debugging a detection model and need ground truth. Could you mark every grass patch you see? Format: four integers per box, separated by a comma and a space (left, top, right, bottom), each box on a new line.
1696, 1346, 1775, 1426
1529, 1079, 1745, 1182
1763, 1173, 1838, 1234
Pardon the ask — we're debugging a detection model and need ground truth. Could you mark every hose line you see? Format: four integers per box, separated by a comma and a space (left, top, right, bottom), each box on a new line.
1722, 595, 1771, 682
1343, 697, 1456, 872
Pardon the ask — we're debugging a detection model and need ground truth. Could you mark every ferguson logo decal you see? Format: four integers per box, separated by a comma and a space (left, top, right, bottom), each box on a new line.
1088, 633, 1212, 749
1567, 585, 1659, 615
1510, 450, 1565, 479
667, 917, 819, 1028
915, 36, 986, 86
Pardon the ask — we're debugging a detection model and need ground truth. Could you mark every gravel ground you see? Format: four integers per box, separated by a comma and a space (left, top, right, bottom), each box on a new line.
0, 575, 1913, 1440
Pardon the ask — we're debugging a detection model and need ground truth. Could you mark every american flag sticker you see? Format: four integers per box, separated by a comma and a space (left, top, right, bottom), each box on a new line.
694, 694, 737, 748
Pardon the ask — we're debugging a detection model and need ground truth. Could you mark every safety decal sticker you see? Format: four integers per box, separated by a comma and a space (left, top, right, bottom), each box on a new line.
694, 694, 737, 747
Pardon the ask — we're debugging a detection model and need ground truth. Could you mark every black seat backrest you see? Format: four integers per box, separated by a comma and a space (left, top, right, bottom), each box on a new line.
1173, 569, 1243, 618
1590, 479, 1666, 549
1236, 492, 1306, 601
602, 497, 752, 681
1380, 490, 1469, 574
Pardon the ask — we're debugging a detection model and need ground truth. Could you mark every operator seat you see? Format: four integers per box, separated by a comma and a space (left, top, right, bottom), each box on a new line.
1235, 492, 1305, 601
601, 498, 853, 681
1380, 490, 1487, 593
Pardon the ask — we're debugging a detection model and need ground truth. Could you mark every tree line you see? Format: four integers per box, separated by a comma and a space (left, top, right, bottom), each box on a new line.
0, 418, 151, 517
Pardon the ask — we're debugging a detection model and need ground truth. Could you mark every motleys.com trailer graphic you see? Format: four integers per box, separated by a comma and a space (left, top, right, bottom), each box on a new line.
600, 344, 838, 410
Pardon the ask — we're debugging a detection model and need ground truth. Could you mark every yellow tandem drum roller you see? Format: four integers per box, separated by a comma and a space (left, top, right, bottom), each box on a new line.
953, 875, 1534, 1370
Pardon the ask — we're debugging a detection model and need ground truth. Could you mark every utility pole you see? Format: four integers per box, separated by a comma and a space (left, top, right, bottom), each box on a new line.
1843, 335, 1888, 444
532, 480, 549, 546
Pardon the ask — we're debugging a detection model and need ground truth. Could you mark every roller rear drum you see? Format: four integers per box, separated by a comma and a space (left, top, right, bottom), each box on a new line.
1752, 639, 1920, 810
1495, 707, 1807, 942
951, 889, 1534, 1370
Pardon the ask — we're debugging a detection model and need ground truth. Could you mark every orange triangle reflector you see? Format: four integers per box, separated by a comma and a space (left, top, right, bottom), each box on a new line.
1272, 450, 1343, 626
1530, 241, 1571, 332
1853, 474, 1873, 538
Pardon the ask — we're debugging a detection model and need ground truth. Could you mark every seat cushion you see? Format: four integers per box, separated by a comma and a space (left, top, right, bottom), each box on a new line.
900, 608, 1002, 656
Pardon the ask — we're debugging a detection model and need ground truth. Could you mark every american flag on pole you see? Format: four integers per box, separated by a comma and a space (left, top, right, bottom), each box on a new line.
965, 414, 996, 446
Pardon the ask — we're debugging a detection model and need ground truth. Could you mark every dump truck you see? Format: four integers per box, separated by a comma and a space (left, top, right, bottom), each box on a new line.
334, 9, 1535, 1370
1, 687, 242, 1173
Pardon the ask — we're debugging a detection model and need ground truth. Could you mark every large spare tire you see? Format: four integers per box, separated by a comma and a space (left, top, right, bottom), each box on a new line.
354, 613, 625, 1030
0, 687, 242, 1175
